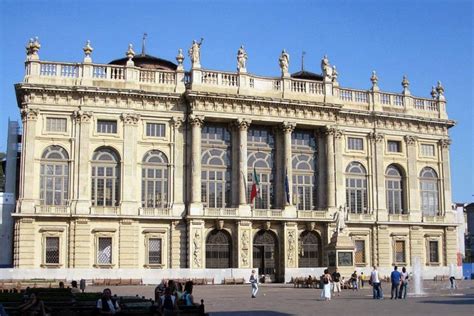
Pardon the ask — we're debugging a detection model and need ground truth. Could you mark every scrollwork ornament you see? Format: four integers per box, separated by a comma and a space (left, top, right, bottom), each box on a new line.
404, 135, 417, 146
20, 107, 39, 121
188, 114, 204, 127
236, 118, 251, 131
282, 121, 296, 134
369, 132, 384, 143
73, 110, 93, 123
171, 117, 184, 130
120, 113, 140, 125
325, 126, 343, 139
439, 138, 451, 148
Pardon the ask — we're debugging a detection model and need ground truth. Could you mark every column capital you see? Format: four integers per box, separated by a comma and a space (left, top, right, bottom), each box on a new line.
404, 135, 418, 146
369, 132, 385, 143
20, 107, 39, 121
73, 110, 93, 123
325, 126, 343, 138
188, 114, 204, 127
281, 121, 296, 133
438, 138, 452, 148
171, 116, 184, 130
236, 118, 251, 131
120, 113, 141, 125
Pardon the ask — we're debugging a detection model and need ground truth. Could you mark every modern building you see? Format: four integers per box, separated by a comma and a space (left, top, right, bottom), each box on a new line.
11, 38, 459, 281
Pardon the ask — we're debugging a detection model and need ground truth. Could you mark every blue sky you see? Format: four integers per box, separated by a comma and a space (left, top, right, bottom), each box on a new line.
0, 0, 472, 202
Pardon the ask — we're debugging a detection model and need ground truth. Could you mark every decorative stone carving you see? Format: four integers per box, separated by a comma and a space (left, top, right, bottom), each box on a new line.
171, 117, 184, 130
282, 121, 296, 133
325, 126, 343, 139
30, 37, 41, 59
439, 138, 451, 148
241, 231, 249, 250
279, 49, 290, 77
126, 44, 135, 66
333, 205, 347, 235
264, 221, 271, 231
237, 45, 248, 73
404, 135, 417, 146
369, 132, 384, 143
436, 81, 445, 101
370, 70, 379, 91
287, 230, 296, 266
321, 55, 333, 82
307, 222, 316, 231
188, 38, 203, 68
402, 75, 410, 95
332, 65, 338, 83
193, 230, 201, 268
188, 114, 204, 127
176, 49, 184, 71
73, 110, 93, 123
216, 220, 224, 230
241, 250, 249, 266
83, 40, 93, 62
20, 108, 39, 121
120, 113, 140, 125
236, 118, 251, 131
430, 86, 437, 99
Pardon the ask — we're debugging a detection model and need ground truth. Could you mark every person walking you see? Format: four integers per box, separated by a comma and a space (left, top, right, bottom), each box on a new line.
351, 271, 358, 291
320, 269, 332, 301
332, 268, 341, 296
398, 267, 409, 299
370, 266, 383, 299
250, 270, 259, 298
359, 272, 365, 288
390, 266, 401, 299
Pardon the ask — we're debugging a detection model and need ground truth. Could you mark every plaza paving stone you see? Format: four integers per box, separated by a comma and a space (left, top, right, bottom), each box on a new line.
87, 280, 474, 315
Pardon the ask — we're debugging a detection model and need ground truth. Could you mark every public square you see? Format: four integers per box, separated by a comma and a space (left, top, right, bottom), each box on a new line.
88, 280, 474, 315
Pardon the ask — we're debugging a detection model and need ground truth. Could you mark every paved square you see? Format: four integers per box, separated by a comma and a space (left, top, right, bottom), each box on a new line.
89, 280, 474, 315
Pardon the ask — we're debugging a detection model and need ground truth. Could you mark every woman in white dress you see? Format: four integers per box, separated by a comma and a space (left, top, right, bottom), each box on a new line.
321, 269, 333, 301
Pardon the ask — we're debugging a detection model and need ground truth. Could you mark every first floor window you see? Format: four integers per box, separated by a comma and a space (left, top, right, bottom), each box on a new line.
46, 117, 67, 132
354, 240, 366, 264
148, 238, 162, 265
293, 174, 316, 211
394, 240, 406, 264
97, 120, 117, 134
45, 237, 60, 264
387, 140, 402, 153
421, 144, 435, 157
348, 137, 364, 151
146, 123, 166, 137
428, 240, 439, 264
97, 237, 112, 265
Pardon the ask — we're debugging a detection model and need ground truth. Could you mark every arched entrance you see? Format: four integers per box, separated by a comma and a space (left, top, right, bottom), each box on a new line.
206, 230, 232, 268
253, 230, 279, 281
299, 231, 322, 267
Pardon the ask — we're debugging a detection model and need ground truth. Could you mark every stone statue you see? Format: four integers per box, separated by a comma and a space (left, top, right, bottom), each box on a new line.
193, 230, 201, 267
237, 45, 248, 71
287, 231, 295, 265
188, 38, 204, 67
321, 55, 333, 81
333, 205, 347, 234
241, 231, 249, 250
279, 49, 290, 76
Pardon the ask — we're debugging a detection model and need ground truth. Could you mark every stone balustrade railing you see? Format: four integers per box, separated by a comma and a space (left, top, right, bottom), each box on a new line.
23, 59, 447, 119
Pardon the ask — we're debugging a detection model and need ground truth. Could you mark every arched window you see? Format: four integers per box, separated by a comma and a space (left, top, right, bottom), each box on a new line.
345, 162, 368, 214
206, 230, 232, 268
253, 230, 278, 276
292, 130, 317, 211
247, 128, 275, 209
386, 165, 405, 214
40, 146, 69, 205
142, 150, 168, 209
420, 167, 439, 216
91, 148, 120, 207
299, 231, 322, 267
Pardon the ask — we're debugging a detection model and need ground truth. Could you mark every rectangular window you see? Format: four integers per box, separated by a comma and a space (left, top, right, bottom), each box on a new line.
421, 144, 435, 156
428, 240, 439, 263
97, 120, 117, 134
348, 137, 364, 151
97, 237, 112, 264
355, 240, 366, 264
148, 238, 162, 264
45, 237, 60, 264
394, 240, 406, 263
387, 140, 402, 153
146, 123, 166, 137
46, 118, 67, 132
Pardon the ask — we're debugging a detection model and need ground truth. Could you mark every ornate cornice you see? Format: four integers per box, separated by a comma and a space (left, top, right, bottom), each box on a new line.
120, 113, 141, 125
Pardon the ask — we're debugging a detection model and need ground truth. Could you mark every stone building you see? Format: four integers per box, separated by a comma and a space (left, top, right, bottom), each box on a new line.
12, 38, 458, 281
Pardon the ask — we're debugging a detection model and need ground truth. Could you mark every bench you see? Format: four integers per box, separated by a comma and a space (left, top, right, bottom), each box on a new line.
223, 277, 245, 285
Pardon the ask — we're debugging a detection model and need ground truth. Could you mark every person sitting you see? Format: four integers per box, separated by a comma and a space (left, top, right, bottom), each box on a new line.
70, 280, 80, 294
96, 288, 120, 315
306, 275, 313, 288
181, 281, 195, 306
160, 287, 177, 316
58, 281, 65, 289
18, 293, 47, 316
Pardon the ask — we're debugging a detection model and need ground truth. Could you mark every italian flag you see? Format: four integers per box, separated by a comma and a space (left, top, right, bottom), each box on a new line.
250, 167, 260, 204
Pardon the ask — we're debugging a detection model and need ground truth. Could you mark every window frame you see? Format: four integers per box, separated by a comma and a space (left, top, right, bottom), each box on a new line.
354, 239, 366, 265
143, 230, 166, 269
387, 140, 402, 153
145, 122, 167, 138
40, 146, 69, 206
96, 119, 118, 134
41, 232, 63, 268
45, 117, 68, 134
95, 234, 115, 268
393, 239, 407, 265
347, 137, 364, 151
385, 165, 405, 214
345, 162, 368, 214
420, 143, 436, 157
91, 148, 121, 207
426, 237, 441, 266
419, 167, 439, 216
141, 150, 169, 209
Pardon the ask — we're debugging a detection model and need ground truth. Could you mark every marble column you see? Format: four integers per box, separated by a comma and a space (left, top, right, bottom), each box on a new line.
121, 113, 140, 215
19, 108, 39, 213
282, 122, 296, 216
189, 114, 204, 214
237, 119, 251, 215
73, 110, 93, 214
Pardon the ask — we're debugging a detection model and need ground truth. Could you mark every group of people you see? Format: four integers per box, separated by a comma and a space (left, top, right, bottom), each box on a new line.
153, 279, 197, 316
370, 265, 409, 300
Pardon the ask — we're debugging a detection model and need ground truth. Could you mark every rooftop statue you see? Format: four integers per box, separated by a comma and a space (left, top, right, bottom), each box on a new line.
279, 49, 290, 76
321, 54, 334, 82
237, 45, 248, 72
188, 38, 204, 68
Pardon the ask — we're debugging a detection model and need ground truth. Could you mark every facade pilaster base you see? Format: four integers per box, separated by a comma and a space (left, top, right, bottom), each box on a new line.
238, 204, 251, 217
18, 199, 35, 214
171, 203, 186, 217
283, 205, 297, 218
120, 201, 140, 216
73, 200, 91, 215
189, 203, 203, 216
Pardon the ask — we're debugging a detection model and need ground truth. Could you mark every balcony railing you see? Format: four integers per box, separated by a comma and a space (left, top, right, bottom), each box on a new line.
204, 208, 238, 216
297, 210, 327, 219
253, 209, 283, 217
139, 208, 171, 216
90, 207, 119, 215
35, 205, 70, 214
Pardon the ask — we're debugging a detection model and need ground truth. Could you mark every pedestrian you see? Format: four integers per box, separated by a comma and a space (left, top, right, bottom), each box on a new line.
390, 266, 401, 299
332, 268, 341, 296
320, 269, 332, 301
160, 287, 177, 316
449, 275, 456, 289
250, 270, 259, 298
96, 288, 121, 315
80, 279, 86, 293
370, 266, 383, 299
359, 272, 365, 288
350, 271, 358, 290
398, 267, 409, 299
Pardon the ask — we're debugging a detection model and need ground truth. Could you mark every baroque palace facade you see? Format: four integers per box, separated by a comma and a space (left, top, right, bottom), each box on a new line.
13, 38, 457, 281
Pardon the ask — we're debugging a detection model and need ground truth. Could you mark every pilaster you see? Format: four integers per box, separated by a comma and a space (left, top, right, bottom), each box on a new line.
170, 220, 184, 268
73, 218, 91, 268
16, 218, 35, 268
118, 219, 139, 268
171, 117, 185, 215
121, 113, 141, 215
189, 115, 204, 215
237, 119, 251, 216
370, 132, 386, 220
445, 226, 457, 267
377, 225, 390, 267
405, 135, 420, 221
189, 220, 205, 269
439, 139, 452, 214
282, 122, 296, 217
409, 226, 423, 266
316, 129, 327, 209
284, 222, 298, 268
238, 221, 252, 268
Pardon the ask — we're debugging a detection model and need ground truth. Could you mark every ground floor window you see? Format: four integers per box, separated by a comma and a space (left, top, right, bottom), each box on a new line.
394, 240, 406, 264
206, 230, 231, 268
45, 237, 60, 264
97, 237, 113, 265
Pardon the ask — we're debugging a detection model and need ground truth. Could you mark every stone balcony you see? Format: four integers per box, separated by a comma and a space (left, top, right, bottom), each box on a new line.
22, 58, 448, 120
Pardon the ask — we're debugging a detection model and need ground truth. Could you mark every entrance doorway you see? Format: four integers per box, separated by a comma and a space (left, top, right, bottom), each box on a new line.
253, 230, 279, 281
